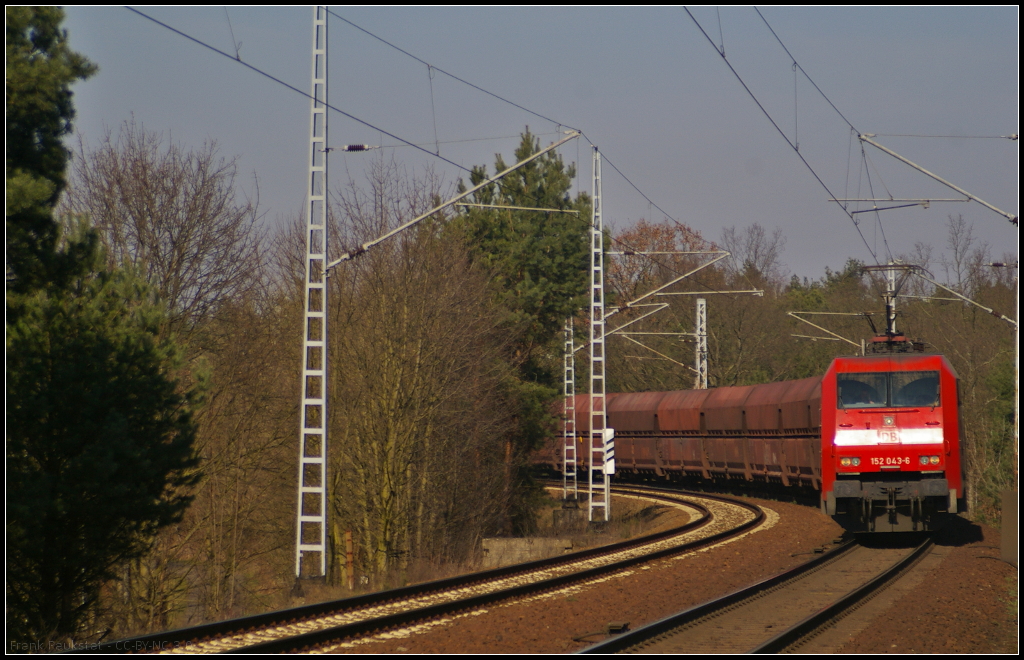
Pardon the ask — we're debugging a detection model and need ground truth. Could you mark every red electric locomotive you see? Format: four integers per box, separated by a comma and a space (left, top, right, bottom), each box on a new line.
822, 350, 964, 531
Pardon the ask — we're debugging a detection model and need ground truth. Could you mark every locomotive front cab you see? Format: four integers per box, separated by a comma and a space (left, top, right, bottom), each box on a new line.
821, 354, 963, 532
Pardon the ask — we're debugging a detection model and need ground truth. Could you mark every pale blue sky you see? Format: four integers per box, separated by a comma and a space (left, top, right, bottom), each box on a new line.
62, 6, 1018, 280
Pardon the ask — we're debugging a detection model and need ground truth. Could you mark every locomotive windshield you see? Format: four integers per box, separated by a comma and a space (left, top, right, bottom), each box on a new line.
837, 371, 939, 409
891, 371, 940, 407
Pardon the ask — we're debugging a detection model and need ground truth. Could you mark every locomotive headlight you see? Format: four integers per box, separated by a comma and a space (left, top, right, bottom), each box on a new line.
883, 415, 895, 427
852, 457, 861, 466
930, 456, 940, 465
919, 456, 929, 465
840, 457, 851, 467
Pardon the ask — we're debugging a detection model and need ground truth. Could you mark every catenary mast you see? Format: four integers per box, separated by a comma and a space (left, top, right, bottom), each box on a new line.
295, 5, 329, 580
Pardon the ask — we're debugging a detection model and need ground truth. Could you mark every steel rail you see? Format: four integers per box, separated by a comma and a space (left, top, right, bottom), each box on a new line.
580, 535, 934, 654
77, 487, 757, 654
750, 535, 934, 653
579, 537, 857, 654
233, 490, 762, 653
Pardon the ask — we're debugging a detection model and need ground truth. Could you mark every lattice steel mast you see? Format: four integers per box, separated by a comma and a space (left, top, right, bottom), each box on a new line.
588, 146, 612, 522
695, 297, 708, 389
562, 319, 578, 501
295, 5, 329, 579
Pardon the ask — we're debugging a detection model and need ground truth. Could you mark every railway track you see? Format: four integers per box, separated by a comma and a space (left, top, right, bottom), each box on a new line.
80, 486, 763, 654
580, 533, 934, 654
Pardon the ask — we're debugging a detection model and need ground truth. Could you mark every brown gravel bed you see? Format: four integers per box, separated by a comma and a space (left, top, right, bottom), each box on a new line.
331, 497, 1017, 654
837, 517, 1017, 654
334, 495, 846, 654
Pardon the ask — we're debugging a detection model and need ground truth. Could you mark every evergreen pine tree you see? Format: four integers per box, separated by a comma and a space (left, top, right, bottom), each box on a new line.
6, 8, 201, 646
6, 243, 200, 646
6, 6, 97, 296
448, 131, 591, 531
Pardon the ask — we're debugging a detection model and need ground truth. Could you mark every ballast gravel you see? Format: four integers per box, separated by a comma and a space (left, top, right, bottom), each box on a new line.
333, 495, 1016, 654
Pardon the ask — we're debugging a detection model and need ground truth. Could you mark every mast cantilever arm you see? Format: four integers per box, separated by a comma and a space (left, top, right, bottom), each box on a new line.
859, 134, 1018, 227
912, 272, 1018, 328
603, 252, 730, 321
787, 311, 862, 349
326, 131, 581, 271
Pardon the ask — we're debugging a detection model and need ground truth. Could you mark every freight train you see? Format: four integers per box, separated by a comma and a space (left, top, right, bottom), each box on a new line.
540, 342, 965, 532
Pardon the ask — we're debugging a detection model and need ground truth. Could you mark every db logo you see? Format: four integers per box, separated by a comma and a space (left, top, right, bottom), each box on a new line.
878, 430, 900, 443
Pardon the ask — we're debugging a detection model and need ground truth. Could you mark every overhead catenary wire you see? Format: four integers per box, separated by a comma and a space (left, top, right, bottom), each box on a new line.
125, 6, 474, 175
862, 148, 896, 202
326, 9, 705, 247
324, 21, 721, 296
328, 9, 781, 358
578, 138, 752, 300
130, 6, 750, 306
871, 134, 1019, 140
326, 9, 577, 134
843, 128, 855, 211
582, 139, 685, 230
716, 6, 726, 56
426, 64, 440, 155
223, 7, 241, 60
754, 9, 1019, 230
129, 7, 683, 243
453, 136, 724, 301
858, 134, 1018, 227
588, 144, 773, 303
683, 6, 881, 266
859, 145, 895, 261
130, 4, 807, 391
753, 7, 858, 132
377, 133, 561, 150
605, 234, 757, 305
792, 61, 799, 152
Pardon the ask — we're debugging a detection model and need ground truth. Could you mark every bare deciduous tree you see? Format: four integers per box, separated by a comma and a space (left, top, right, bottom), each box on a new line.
61, 120, 298, 636
325, 160, 517, 585
62, 118, 265, 334
720, 223, 787, 289
941, 214, 990, 299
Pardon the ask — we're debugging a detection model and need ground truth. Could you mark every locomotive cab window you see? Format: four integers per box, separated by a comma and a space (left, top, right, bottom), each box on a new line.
837, 373, 887, 408
837, 371, 940, 409
891, 371, 939, 407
